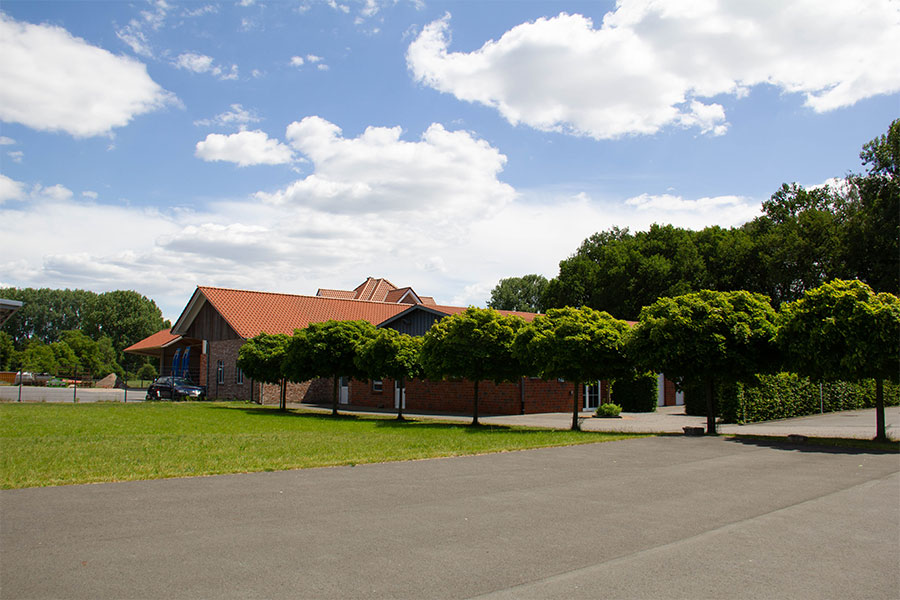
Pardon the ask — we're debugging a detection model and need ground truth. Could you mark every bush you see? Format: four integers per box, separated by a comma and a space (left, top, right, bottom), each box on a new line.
594, 403, 622, 418
612, 371, 657, 412
137, 362, 158, 381
684, 373, 900, 423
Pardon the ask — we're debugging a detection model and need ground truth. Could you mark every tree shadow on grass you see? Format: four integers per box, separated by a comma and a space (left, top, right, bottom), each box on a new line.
725, 434, 899, 455
202, 403, 601, 436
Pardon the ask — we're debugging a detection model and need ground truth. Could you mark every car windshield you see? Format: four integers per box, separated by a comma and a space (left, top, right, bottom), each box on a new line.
172, 378, 197, 386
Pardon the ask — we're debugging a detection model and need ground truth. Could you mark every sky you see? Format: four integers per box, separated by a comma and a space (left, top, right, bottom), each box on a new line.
1, 0, 898, 322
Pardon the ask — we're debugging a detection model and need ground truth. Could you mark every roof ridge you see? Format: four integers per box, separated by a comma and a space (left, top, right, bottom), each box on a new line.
197, 285, 432, 308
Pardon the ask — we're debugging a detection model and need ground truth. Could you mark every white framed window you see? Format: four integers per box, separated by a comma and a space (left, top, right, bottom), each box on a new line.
216, 360, 225, 384
373, 379, 383, 392
236, 364, 244, 385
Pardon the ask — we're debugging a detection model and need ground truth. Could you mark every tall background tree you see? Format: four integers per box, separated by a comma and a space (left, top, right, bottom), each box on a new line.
355, 329, 423, 420
420, 308, 525, 426
488, 274, 549, 313
82, 290, 168, 371
628, 290, 779, 434
778, 279, 900, 441
514, 306, 632, 430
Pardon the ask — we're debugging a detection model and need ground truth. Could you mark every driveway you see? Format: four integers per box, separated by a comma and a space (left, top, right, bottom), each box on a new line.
2, 437, 897, 599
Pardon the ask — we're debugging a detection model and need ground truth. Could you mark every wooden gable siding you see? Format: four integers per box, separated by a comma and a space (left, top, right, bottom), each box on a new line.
185, 301, 242, 341
382, 309, 442, 337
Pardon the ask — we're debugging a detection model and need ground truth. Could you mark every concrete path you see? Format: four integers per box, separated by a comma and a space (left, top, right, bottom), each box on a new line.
2, 437, 897, 599
0, 386, 146, 403
301, 404, 900, 441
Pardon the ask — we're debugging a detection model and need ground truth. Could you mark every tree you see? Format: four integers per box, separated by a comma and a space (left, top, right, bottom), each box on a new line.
0, 288, 95, 347
283, 320, 377, 416
488, 274, 549, 313
238, 333, 291, 410
355, 329, 423, 420
136, 362, 158, 382
0, 331, 14, 371
777, 279, 900, 441
513, 306, 632, 430
58, 330, 121, 377
82, 290, 167, 370
420, 308, 526, 425
628, 290, 779, 434
18, 339, 58, 373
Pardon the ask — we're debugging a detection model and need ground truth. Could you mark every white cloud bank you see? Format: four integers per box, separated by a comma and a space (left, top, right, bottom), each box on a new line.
195, 130, 294, 166
0, 13, 176, 138
407, 1, 900, 139
173, 52, 238, 80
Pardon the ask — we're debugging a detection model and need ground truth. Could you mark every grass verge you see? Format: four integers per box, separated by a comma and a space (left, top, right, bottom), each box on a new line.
0, 402, 645, 488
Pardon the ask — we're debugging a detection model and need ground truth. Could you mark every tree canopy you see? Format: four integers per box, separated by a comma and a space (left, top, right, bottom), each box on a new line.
420, 308, 526, 425
239, 332, 291, 410
283, 320, 377, 415
487, 274, 549, 313
628, 290, 779, 434
513, 306, 631, 430
355, 328, 423, 419
777, 279, 900, 441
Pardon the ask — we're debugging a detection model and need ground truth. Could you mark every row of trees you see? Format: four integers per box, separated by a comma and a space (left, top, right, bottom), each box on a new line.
240, 279, 898, 441
0, 288, 169, 375
490, 121, 898, 319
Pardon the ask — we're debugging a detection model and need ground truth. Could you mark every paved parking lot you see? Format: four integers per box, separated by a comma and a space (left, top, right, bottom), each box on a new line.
2, 436, 897, 599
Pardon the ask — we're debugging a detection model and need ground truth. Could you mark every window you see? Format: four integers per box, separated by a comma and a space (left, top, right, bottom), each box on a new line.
236, 364, 244, 385
216, 360, 225, 384
372, 379, 383, 392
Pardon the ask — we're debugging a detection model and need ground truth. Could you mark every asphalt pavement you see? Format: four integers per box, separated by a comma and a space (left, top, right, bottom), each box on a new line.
2, 436, 898, 599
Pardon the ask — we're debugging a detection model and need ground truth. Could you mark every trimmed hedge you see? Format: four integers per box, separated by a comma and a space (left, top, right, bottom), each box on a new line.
684, 373, 900, 423
612, 371, 658, 412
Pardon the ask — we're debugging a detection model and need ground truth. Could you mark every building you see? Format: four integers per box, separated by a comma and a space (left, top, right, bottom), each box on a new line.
125, 277, 684, 413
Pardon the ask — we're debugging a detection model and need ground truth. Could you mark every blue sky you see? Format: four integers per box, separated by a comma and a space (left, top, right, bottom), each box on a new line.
1, 0, 898, 321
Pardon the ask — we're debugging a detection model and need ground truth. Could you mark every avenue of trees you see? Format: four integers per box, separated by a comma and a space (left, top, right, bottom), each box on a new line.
493, 121, 899, 320
0, 287, 169, 377
236, 276, 898, 438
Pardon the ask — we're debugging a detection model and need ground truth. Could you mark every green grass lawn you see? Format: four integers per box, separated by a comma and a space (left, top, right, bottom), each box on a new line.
0, 402, 644, 489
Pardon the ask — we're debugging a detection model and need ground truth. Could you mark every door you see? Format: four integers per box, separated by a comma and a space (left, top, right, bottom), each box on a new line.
339, 376, 349, 404
394, 380, 406, 409
583, 382, 600, 410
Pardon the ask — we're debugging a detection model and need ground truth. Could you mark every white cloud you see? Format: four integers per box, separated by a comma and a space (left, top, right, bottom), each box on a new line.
7, 151, 23, 163
0, 13, 176, 138
115, 0, 170, 57
82, 190, 99, 199
33, 183, 74, 202
0, 173, 25, 203
407, 3, 900, 139
194, 104, 261, 129
173, 52, 238, 80
306, 54, 323, 63
257, 116, 516, 216
195, 130, 294, 166
0, 136, 15, 145
625, 193, 760, 223
290, 56, 305, 67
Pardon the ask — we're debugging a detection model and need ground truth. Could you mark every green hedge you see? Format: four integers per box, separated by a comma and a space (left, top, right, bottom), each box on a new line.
684, 374, 900, 423
611, 372, 658, 412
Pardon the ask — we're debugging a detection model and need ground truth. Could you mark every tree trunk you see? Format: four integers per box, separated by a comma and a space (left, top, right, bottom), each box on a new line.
572, 381, 580, 431
875, 378, 887, 442
332, 375, 339, 416
472, 380, 480, 426
280, 377, 286, 411
397, 377, 405, 421
705, 379, 717, 435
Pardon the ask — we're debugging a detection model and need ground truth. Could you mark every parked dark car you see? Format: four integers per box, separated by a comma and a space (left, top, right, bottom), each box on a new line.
146, 376, 207, 401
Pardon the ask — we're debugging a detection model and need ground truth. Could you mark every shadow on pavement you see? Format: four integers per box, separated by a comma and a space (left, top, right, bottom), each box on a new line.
725, 434, 899, 455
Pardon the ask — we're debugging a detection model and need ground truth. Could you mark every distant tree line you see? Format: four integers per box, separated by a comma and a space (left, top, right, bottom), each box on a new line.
0, 288, 169, 377
490, 120, 899, 320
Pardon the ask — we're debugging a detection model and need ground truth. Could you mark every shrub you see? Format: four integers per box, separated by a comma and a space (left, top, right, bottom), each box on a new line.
594, 403, 622, 418
612, 371, 657, 412
137, 362, 158, 381
684, 373, 900, 423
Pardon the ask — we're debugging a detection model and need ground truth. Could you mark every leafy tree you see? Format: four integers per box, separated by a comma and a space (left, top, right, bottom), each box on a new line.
420, 308, 526, 425
355, 329, 423, 420
238, 333, 291, 410
50, 342, 79, 374
0, 288, 95, 347
283, 320, 377, 416
513, 306, 631, 430
628, 290, 779, 434
58, 330, 121, 377
82, 290, 167, 370
0, 331, 14, 371
136, 362, 158, 382
18, 339, 58, 373
777, 279, 900, 441
488, 274, 549, 313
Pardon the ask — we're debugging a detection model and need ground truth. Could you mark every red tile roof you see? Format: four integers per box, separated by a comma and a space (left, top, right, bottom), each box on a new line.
316, 288, 356, 300
123, 328, 181, 353
196, 286, 414, 338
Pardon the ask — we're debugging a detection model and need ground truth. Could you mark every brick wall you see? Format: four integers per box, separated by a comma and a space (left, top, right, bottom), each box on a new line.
347, 377, 584, 416
208, 339, 251, 401
258, 378, 331, 406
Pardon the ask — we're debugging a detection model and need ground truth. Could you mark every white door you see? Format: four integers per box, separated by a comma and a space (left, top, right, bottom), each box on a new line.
394, 380, 406, 409
339, 376, 349, 404
584, 382, 600, 410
